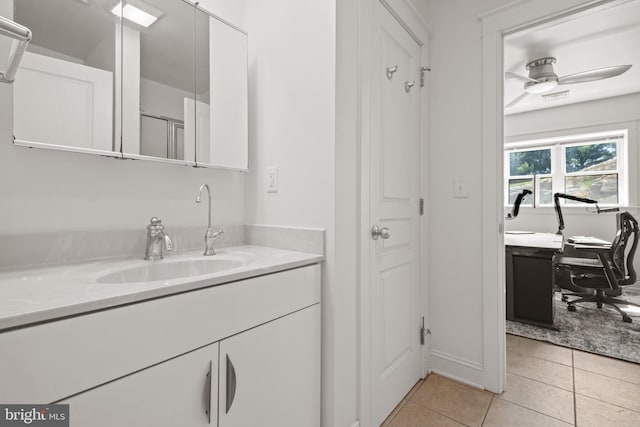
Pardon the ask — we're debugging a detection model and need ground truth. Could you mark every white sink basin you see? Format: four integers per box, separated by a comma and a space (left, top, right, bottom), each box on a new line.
97, 258, 243, 284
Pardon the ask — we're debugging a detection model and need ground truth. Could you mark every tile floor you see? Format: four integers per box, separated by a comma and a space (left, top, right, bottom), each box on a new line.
381, 334, 640, 426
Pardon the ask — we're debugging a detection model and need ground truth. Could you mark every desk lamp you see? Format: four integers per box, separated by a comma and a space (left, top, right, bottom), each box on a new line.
506, 189, 532, 220
553, 192, 619, 235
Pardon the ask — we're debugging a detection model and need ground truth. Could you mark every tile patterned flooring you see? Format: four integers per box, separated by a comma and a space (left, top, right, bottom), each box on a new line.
381, 334, 640, 426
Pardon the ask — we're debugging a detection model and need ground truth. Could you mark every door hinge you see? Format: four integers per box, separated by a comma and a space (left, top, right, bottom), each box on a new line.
420, 66, 431, 87
419, 198, 424, 216
420, 316, 430, 345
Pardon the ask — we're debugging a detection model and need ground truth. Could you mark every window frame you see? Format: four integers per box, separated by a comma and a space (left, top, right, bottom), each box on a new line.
504, 130, 628, 208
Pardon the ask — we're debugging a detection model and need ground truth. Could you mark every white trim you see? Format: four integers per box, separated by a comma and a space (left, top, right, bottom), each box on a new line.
430, 349, 485, 390
505, 129, 627, 149
380, 0, 431, 43
349, 422, 361, 427
506, 120, 639, 144
477, 0, 527, 20
357, 1, 374, 425
419, 42, 431, 379
480, 0, 624, 394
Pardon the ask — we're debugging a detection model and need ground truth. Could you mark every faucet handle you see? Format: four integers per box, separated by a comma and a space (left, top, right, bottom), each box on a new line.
203, 228, 224, 256
147, 217, 164, 231
164, 233, 174, 252
212, 228, 225, 239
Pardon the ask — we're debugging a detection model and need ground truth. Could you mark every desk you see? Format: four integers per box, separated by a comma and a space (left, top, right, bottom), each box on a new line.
505, 232, 562, 329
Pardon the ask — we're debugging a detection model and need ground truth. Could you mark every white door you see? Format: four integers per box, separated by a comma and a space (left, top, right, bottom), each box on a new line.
219, 305, 321, 427
369, 2, 422, 425
14, 52, 113, 151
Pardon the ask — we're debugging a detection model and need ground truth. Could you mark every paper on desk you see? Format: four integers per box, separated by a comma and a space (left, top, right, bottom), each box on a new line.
567, 236, 611, 245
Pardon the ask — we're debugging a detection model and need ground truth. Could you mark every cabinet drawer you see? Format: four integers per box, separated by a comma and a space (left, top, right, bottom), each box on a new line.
0, 264, 320, 403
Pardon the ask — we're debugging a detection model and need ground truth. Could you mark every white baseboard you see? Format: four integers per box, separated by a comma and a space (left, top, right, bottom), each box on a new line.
348, 422, 360, 427
430, 349, 485, 390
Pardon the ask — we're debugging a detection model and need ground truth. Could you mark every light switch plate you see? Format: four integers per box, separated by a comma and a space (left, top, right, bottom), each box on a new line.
454, 179, 468, 198
267, 166, 279, 193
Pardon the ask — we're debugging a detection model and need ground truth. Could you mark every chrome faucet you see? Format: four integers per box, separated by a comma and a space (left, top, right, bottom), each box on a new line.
196, 184, 224, 255
144, 217, 173, 260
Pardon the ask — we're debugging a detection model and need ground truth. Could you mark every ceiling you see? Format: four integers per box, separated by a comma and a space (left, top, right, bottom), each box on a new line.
15, 0, 210, 93
504, 0, 640, 115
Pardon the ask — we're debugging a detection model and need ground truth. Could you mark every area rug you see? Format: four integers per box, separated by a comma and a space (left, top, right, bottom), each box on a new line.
506, 285, 640, 364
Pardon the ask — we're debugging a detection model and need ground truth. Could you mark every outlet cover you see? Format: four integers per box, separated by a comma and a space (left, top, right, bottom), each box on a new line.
267, 166, 279, 193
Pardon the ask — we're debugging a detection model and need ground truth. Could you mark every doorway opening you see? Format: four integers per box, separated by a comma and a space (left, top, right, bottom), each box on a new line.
501, 0, 640, 365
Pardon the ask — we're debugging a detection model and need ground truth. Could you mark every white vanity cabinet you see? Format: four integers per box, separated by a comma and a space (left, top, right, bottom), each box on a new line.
0, 263, 321, 426
219, 305, 321, 427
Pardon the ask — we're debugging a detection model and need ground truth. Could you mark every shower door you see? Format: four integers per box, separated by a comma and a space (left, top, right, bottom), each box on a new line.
140, 113, 185, 160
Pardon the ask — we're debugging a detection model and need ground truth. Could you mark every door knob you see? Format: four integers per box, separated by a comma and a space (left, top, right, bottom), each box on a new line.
371, 225, 391, 240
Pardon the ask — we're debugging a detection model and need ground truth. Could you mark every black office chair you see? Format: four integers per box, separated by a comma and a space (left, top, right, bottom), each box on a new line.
553, 211, 640, 323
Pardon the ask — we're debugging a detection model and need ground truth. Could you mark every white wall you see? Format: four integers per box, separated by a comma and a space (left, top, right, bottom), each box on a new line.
427, 0, 640, 389
334, 0, 360, 426
425, 0, 514, 385
0, 5, 244, 237
243, 1, 346, 426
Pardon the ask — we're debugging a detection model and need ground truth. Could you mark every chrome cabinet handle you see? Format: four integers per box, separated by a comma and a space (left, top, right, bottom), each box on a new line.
371, 225, 391, 240
226, 355, 237, 414
205, 360, 212, 424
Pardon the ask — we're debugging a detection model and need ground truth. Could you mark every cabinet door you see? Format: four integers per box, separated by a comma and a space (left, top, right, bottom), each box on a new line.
62, 343, 218, 427
219, 305, 321, 427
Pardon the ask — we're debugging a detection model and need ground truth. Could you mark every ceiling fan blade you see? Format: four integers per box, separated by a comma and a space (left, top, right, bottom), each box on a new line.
505, 92, 530, 109
558, 65, 632, 85
505, 72, 537, 83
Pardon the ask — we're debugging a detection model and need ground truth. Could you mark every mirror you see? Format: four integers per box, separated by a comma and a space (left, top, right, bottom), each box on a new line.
123, 0, 195, 162
12, 0, 248, 170
13, 0, 119, 155
193, 5, 248, 169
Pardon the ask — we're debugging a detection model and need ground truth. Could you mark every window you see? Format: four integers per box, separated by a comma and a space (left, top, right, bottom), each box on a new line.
505, 131, 627, 207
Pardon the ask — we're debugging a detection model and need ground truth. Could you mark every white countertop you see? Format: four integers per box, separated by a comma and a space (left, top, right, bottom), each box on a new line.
0, 245, 323, 331
504, 231, 563, 249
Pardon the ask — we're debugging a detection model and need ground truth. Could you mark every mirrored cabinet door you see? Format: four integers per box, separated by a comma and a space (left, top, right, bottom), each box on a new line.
12, 0, 248, 171
126, 0, 195, 163
13, 0, 121, 156
195, 5, 248, 170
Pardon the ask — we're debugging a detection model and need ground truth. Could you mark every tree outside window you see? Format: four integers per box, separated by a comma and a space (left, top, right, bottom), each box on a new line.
505, 134, 625, 207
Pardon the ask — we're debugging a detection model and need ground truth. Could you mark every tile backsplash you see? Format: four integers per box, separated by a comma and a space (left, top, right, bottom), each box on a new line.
0, 225, 244, 271
0, 224, 325, 271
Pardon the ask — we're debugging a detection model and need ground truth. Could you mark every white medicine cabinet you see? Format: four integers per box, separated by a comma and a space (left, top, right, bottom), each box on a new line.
11, 0, 248, 170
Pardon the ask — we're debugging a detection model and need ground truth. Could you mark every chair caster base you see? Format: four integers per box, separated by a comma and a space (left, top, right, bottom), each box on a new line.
568, 305, 577, 312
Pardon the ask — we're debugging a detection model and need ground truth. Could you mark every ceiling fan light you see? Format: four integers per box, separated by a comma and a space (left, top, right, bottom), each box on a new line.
525, 80, 558, 94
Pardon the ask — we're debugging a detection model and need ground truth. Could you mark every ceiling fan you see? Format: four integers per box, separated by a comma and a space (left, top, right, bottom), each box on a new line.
505, 57, 632, 108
